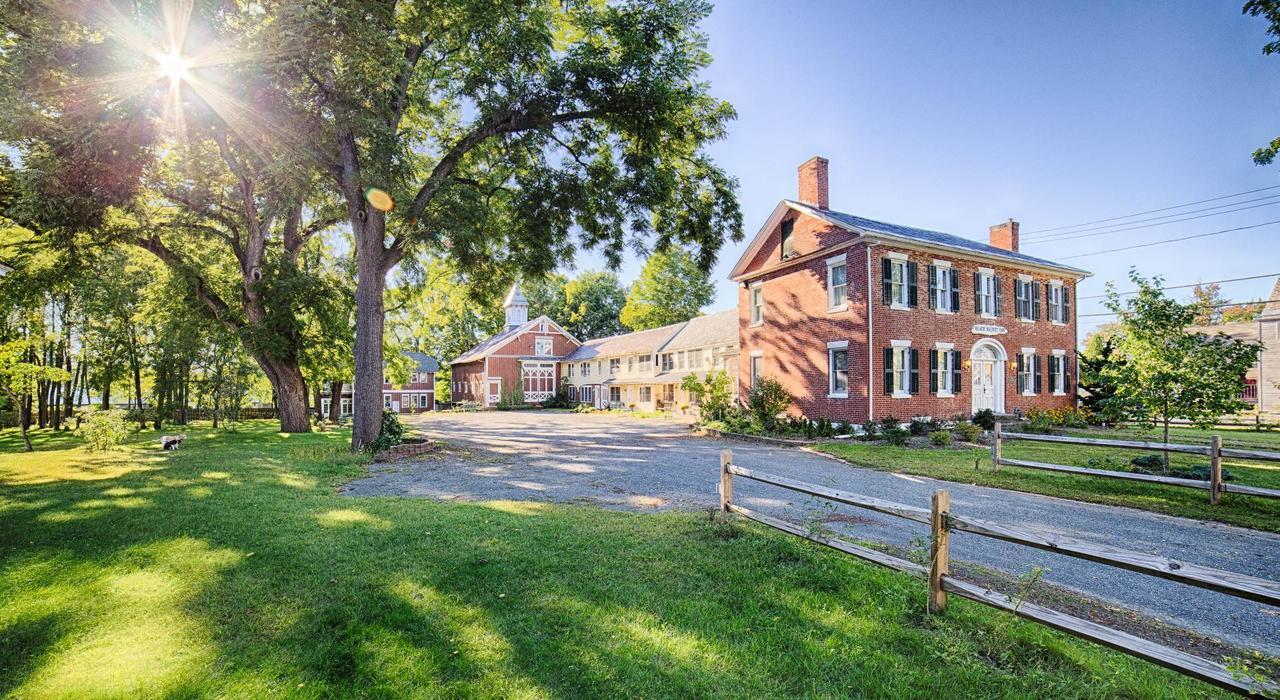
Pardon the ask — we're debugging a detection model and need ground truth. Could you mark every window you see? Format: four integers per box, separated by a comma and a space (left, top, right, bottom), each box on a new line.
640, 355, 652, 372
569, 386, 578, 402
610, 386, 621, 404
1049, 352, 1067, 394
639, 386, 652, 403
1017, 350, 1041, 395
580, 361, 590, 377
383, 394, 392, 409
1047, 282, 1069, 324
1015, 278, 1041, 321
660, 353, 674, 371
627, 356, 635, 373
701, 348, 711, 368
750, 283, 764, 325
930, 347, 962, 396
882, 343, 918, 396
341, 398, 352, 416
928, 263, 959, 312
780, 219, 795, 258
321, 398, 330, 416
827, 256, 848, 310
974, 271, 999, 316
418, 394, 429, 408
828, 342, 849, 397
882, 256, 916, 308
676, 351, 686, 370
609, 358, 621, 375
750, 354, 764, 388
535, 337, 553, 356
567, 363, 575, 378
662, 384, 674, 403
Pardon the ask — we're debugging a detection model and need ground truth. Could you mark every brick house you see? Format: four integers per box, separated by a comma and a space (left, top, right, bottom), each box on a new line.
731, 157, 1091, 424
450, 285, 581, 407
320, 351, 440, 416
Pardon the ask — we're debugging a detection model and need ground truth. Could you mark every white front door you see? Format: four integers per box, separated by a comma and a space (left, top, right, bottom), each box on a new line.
486, 379, 502, 406
972, 360, 996, 413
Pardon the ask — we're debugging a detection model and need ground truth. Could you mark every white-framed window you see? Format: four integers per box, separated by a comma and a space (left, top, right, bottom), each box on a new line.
974, 270, 997, 317
749, 351, 764, 388
627, 356, 635, 373
931, 344, 959, 396
1017, 349, 1040, 395
884, 341, 916, 397
341, 398, 352, 415
1047, 281, 1069, 324
567, 364, 574, 378
676, 351, 686, 370
640, 354, 652, 373
321, 398, 331, 416
828, 341, 849, 397
569, 386, 578, 402
1015, 277, 1040, 321
609, 358, 620, 375
610, 386, 621, 403
882, 254, 914, 308
660, 353, 674, 371
929, 262, 957, 313
383, 394, 392, 409
827, 255, 848, 310
418, 394, 429, 408
780, 218, 795, 258
1050, 351, 1067, 395
701, 348, 711, 368
535, 336, 553, 356
580, 361, 590, 377
750, 283, 764, 325
639, 386, 652, 403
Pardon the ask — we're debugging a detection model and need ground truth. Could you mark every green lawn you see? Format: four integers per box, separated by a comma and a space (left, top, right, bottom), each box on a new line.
815, 426, 1280, 532
0, 422, 1235, 697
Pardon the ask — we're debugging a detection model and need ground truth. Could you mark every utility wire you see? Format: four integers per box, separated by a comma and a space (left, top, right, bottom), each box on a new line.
1022, 194, 1280, 242
1057, 219, 1280, 260
1024, 199, 1280, 244
1079, 297, 1279, 318
1022, 184, 1280, 235
1079, 272, 1280, 300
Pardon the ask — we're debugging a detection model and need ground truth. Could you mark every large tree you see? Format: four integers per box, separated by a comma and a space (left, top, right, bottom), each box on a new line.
562, 271, 627, 339
620, 248, 715, 330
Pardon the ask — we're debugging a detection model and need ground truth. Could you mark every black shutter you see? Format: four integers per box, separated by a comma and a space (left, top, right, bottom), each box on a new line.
1063, 287, 1071, 324
1065, 355, 1073, 396
1013, 279, 1022, 318
1045, 282, 1053, 321
1032, 281, 1042, 320
994, 277, 1002, 316
973, 271, 982, 313
1048, 354, 1058, 393
951, 350, 962, 395
882, 258, 892, 305
907, 261, 919, 308
909, 348, 920, 394
883, 348, 893, 394
927, 265, 937, 310
928, 349, 938, 393
950, 269, 961, 312
1034, 354, 1043, 394
1016, 353, 1025, 394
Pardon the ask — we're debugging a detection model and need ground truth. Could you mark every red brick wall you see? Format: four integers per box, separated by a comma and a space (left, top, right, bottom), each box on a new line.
739, 215, 1079, 425
743, 211, 855, 274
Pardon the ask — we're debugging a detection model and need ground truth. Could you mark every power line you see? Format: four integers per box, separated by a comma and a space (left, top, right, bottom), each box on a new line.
1057, 219, 1280, 260
1022, 194, 1280, 242
1079, 297, 1278, 319
1079, 272, 1280, 300
1024, 199, 1280, 245
1021, 184, 1280, 235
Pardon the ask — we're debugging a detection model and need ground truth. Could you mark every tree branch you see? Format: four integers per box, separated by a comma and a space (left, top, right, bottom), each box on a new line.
134, 233, 242, 332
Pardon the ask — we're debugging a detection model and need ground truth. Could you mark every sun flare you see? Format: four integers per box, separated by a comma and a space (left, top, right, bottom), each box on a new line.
153, 50, 191, 82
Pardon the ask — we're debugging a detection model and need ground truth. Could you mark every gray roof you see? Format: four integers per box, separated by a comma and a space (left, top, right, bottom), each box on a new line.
452, 324, 523, 364
564, 322, 687, 362
1263, 277, 1280, 320
786, 200, 1090, 276
503, 283, 527, 307
662, 309, 738, 351
404, 350, 440, 373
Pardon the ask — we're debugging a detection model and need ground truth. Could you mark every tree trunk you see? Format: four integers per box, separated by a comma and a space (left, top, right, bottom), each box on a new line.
19, 395, 33, 452
132, 359, 145, 430
1162, 417, 1171, 472
252, 354, 311, 433
101, 380, 110, 409
329, 380, 343, 422
352, 250, 388, 450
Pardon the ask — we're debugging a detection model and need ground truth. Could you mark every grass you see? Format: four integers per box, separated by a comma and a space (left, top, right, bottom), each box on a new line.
0, 423, 1238, 697
815, 426, 1280, 532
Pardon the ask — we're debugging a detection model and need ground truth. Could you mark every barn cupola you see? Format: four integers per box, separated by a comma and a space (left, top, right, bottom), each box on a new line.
503, 283, 529, 330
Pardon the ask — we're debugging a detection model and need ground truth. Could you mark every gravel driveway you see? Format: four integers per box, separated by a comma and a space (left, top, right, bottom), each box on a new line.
342, 410, 1280, 655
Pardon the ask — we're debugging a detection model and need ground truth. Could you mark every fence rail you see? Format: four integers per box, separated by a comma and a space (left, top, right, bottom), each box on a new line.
717, 450, 1279, 697
993, 424, 1280, 504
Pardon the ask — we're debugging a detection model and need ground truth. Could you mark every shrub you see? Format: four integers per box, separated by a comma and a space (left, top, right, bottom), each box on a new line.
909, 418, 931, 436
367, 410, 404, 453
972, 409, 996, 430
878, 416, 900, 432
1130, 454, 1164, 470
683, 370, 734, 423
496, 387, 526, 410
76, 408, 130, 451
542, 381, 574, 409
1024, 408, 1056, 434
930, 430, 953, 447
747, 377, 792, 432
953, 421, 982, 443
883, 425, 910, 447
860, 422, 880, 441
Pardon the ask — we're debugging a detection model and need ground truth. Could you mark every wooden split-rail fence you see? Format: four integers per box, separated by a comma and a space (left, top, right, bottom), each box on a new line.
716, 450, 1280, 697
991, 423, 1280, 504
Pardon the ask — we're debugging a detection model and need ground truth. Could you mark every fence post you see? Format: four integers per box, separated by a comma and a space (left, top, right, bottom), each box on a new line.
1210, 435, 1222, 506
720, 449, 733, 513
929, 489, 951, 614
991, 421, 1002, 472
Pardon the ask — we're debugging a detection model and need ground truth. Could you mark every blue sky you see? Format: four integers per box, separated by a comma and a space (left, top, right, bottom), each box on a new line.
574, 1, 1280, 338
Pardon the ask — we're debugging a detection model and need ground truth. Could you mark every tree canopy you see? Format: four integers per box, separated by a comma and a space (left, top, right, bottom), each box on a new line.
620, 248, 715, 330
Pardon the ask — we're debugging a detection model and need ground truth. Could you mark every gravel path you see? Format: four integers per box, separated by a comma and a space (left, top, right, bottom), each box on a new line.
342, 410, 1280, 655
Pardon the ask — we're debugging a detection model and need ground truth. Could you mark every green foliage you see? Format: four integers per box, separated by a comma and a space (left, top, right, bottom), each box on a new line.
930, 430, 953, 447
746, 377, 792, 432
496, 388, 528, 410
75, 408, 131, 451
682, 369, 733, 422
909, 418, 931, 436
953, 422, 983, 443
883, 425, 910, 447
542, 381, 575, 409
1078, 326, 1125, 425
971, 409, 996, 431
619, 249, 716, 331
367, 410, 404, 454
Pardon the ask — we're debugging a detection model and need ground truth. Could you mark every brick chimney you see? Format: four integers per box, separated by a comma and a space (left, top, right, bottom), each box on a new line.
989, 219, 1019, 252
798, 156, 829, 210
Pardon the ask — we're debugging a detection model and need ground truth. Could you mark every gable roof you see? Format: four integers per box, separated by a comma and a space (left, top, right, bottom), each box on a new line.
403, 350, 440, 373
730, 200, 1091, 280
564, 321, 686, 362
662, 309, 738, 351
1262, 277, 1280, 320
451, 315, 579, 364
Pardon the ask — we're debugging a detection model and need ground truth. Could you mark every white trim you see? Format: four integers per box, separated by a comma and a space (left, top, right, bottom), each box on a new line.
1017, 273, 1033, 281
1052, 348, 1067, 356
892, 391, 911, 399
866, 245, 876, 423
1021, 347, 1036, 354
934, 341, 954, 350
890, 339, 912, 348
890, 302, 910, 311
937, 391, 954, 399
978, 266, 994, 275
749, 349, 764, 357
827, 340, 849, 349
931, 259, 952, 268
826, 253, 848, 265
826, 255, 849, 311
749, 281, 764, 327
886, 251, 908, 261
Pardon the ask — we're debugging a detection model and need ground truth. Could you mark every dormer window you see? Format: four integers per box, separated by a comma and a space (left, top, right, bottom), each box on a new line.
780, 219, 794, 259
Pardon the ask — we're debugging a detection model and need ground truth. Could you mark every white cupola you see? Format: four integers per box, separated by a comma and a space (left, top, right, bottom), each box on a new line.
503, 283, 529, 329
